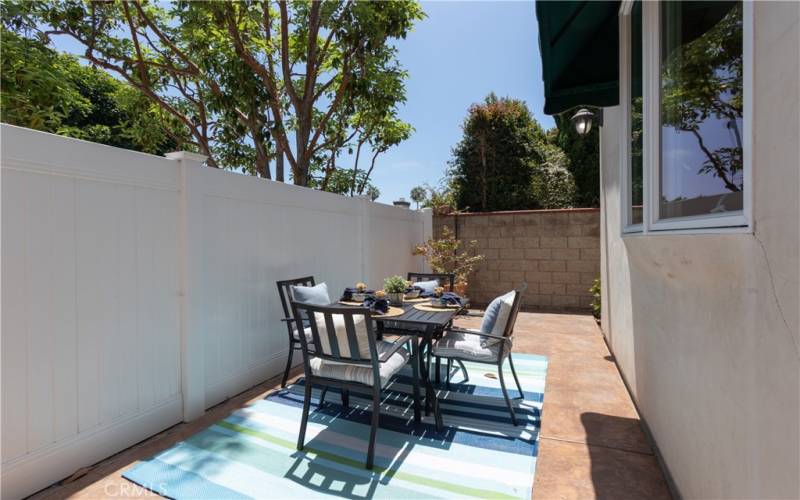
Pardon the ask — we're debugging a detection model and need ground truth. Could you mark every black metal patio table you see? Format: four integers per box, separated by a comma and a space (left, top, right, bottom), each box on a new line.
333, 301, 458, 432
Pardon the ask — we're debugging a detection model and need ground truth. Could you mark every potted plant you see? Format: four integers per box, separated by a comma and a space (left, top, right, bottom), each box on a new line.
412, 226, 484, 296
383, 275, 407, 306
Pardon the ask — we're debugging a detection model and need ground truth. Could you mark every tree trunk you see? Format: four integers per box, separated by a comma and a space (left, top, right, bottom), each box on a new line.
254, 143, 271, 179
275, 139, 284, 182
479, 135, 488, 211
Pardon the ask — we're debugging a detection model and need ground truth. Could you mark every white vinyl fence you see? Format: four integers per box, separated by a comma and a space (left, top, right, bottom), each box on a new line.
0, 124, 431, 498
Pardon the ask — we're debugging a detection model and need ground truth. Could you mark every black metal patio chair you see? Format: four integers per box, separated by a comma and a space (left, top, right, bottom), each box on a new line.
432, 284, 527, 425
276, 276, 316, 387
404, 272, 469, 383
290, 301, 421, 469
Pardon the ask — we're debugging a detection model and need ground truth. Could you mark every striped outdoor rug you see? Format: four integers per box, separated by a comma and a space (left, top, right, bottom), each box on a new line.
123, 354, 548, 499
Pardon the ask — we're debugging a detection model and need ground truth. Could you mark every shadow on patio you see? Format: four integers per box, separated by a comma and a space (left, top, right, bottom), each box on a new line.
30, 311, 671, 499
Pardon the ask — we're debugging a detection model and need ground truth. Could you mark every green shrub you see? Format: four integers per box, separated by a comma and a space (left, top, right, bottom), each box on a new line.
589, 278, 601, 319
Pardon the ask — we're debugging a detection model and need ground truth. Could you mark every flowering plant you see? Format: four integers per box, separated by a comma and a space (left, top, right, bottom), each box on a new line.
433, 286, 444, 297
355, 282, 368, 292
375, 290, 387, 299
413, 226, 484, 286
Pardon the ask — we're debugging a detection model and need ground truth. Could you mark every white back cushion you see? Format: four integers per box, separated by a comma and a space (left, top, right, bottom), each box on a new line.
313, 312, 371, 359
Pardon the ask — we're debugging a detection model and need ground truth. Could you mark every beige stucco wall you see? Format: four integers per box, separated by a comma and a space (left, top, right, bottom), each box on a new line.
599, 3, 800, 498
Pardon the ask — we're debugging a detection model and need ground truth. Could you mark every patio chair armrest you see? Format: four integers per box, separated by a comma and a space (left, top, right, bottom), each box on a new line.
281, 317, 310, 330
446, 326, 511, 345
379, 335, 414, 362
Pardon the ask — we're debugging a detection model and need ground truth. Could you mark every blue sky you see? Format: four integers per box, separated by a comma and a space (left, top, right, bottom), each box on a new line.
371, 1, 553, 204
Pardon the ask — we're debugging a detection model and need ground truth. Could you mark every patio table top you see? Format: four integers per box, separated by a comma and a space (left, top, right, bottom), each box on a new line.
331, 301, 459, 328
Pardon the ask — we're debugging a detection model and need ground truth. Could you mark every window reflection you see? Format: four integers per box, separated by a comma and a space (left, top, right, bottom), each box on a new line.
630, 0, 643, 224
660, 1, 743, 220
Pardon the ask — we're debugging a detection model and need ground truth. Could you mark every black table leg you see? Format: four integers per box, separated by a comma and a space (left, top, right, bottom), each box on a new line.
422, 324, 443, 432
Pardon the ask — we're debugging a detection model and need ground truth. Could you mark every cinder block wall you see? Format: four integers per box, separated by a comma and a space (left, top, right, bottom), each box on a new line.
433, 208, 600, 311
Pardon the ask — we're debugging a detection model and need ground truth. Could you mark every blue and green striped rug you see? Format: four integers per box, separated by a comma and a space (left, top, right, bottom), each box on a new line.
123, 354, 548, 499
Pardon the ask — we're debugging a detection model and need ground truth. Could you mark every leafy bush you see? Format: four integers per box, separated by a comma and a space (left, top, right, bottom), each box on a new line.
589, 278, 601, 319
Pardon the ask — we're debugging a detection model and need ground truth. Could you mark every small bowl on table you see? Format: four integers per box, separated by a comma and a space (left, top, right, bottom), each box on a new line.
429, 297, 449, 308
351, 292, 368, 303
404, 289, 420, 299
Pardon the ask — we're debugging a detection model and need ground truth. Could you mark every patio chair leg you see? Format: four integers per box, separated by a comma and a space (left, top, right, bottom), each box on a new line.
341, 388, 350, 409
456, 359, 469, 383
366, 388, 381, 469
297, 381, 312, 450
445, 359, 452, 389
508, 353, 524, 399
498, 365, 518, 426
318, 386, 328, 408
281, 345, 294, 388
411, 351, 422, 424
435, 356, 442, 384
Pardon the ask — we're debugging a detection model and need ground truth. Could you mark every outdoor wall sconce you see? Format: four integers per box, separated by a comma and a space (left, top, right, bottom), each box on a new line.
571, 108, 602, 136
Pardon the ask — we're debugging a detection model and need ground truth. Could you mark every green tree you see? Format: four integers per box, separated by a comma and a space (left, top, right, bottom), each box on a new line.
5, 0, 423, 184
449, 93, 546, 212
532, 139, 577, 209
553, 111, 600, 207
0, 28, 185, 155
409, 185, 426, 209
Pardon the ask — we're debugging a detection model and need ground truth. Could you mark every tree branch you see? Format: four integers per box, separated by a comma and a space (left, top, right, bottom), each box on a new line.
278, 1, 301, 109
688, 127, 740, 192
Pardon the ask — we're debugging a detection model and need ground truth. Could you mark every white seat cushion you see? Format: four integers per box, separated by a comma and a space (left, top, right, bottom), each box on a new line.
309, 340, 409, 387
433, 329, 502, 362
291, 325, 313, 342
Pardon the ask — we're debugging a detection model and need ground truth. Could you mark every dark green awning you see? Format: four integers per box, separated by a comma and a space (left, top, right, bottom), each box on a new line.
536, 1, 621, 115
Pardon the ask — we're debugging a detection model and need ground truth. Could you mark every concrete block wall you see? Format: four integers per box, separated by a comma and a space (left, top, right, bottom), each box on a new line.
433, 208, 600, 311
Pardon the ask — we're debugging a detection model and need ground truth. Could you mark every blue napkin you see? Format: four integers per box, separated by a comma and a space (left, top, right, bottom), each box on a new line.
362, 296, 390, 314
427, 292, 463, 305
440, 292, 463, 306
342, 288, 375, 300
405, 285, 424, 293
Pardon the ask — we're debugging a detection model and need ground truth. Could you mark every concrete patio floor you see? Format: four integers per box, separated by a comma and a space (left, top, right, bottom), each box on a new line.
30, 312, 671, 499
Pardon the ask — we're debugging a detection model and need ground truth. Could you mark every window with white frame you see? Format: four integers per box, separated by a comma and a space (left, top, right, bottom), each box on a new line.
621, 0, 750, 233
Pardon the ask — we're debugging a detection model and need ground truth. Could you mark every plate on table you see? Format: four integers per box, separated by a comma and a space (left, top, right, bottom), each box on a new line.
413, 302, 461, 312
371, 306, 405, 318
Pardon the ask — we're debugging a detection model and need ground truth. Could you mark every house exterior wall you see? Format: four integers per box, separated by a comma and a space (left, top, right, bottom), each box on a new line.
433, 209, 600, 311
599, 3, 800, 498
0, 125, 431, 498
